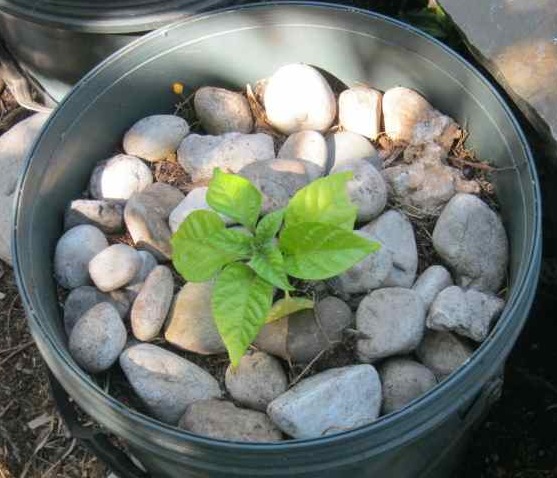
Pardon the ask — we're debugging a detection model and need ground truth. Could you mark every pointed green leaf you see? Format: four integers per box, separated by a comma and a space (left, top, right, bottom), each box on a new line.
248, 243, 293, 291
266, 295, 314, 324
255, 209, 284, 245
206, 168, 262, 229
284, 172, 357, 230
171, 210, 250, 282
212, 263, 274, 367
279, 222, 380, 280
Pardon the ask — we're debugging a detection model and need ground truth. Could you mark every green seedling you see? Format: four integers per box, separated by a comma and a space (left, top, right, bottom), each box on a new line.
172, 168, 380, 366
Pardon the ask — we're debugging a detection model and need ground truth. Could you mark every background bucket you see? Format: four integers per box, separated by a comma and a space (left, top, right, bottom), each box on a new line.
13, 3, 541, 476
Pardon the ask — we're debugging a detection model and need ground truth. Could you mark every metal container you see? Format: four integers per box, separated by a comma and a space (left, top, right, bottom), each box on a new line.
13, 3, 541, 476
0, 0, 248, 101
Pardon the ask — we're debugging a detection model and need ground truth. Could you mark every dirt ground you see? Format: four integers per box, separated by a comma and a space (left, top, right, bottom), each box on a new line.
1, 1, 557, 477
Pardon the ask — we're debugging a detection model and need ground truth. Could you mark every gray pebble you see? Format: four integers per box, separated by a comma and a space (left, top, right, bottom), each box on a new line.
331, 229, 392, 295
164, 282, 226, 354
356, 288, 425, 362
89, 154, 153, 201
330, 159, 387, 222
264, 63, 336, 134
427, 286, 505, 342
89, 244, 141, 292
277, 131, 328, 171
178, 132, 275, 183
54, 225, 108, 289
416, 330, 474, 380
327, 131, 379, 172
124, 183, 185, 260
69, 302, 127, 373
123, 115, 190, 162
361, 210, 418, 288
412, 265, 453, 310
131, 266, 174, 341
127, 250, 158, 288
379, 357, 437, 415
225, 351, 288, 411
432, 194, 508, 292
267, 365, 381, 439
179, 400, 282, 442
64, 199, 124, 234
338, 86, 382, 140
63, 286, 125, 335
255, 296, 352, 363
194, 87, 253, 134
120, 343, 222, 424
239, 158, 322, 214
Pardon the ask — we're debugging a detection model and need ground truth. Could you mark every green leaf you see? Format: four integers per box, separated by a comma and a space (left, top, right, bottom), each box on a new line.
171, 210, 249, 282
248, 242, 293, 291
284, 172, 357, 230
266, 295, 314, 324
206, 168, 263, 229
212, 263, 274, 367
206, 228, 254, 257
279, 222, 380, 280
255, 209, 284, 245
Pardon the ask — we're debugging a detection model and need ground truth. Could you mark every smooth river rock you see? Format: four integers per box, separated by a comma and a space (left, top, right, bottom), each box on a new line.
412, 265, 454, 311
169, 187, 233, 233
69, 302, 126, 373
120, 343, 222, 424
277, 130, 328, 171
379, 357, 437, 415
383, 87, 460, 151
239, 159, 322, 214
178, 132, 274, 182
89, 244, 141, 292
427, 286, 505, 342
131, 266, 174, 341
432, 193, 508, 292
124, 183, 185, 260
338, 85, 382, 140
330, 159, 387, 222
194, 87, 253, 135
123, 114, 190, 162
63, 285, 127, 335
89, 154, 153, 201
225, 351, 288, 411
164, 282, 226, 354
264, 63, 336, 134
331, 229, 393, 295
361, 210, 418, 288
356, 288, 426, 362
327, 131, 379, 172
416, 330, 474, 380
255, 296, 352, 363
267, 365, 382, 439
54, 225, 108, 289
65, 199, 124, 234
179, 400, 282, 442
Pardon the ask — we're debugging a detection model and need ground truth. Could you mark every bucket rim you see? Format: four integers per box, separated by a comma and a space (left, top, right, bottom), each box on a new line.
12, 0, 542, 459
0, 0, 237, 33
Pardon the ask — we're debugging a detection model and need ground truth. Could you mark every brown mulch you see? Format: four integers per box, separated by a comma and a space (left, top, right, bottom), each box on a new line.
0, 264, 105, 478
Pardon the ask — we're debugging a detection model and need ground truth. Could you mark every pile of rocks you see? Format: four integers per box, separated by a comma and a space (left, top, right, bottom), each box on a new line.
54, 63, 509, 442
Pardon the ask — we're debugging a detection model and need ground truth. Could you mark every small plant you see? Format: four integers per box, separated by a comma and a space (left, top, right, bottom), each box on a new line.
171, 168, 380, 366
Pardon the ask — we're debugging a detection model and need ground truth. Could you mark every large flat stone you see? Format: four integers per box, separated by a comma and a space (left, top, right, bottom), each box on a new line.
440, 0, 557, 151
